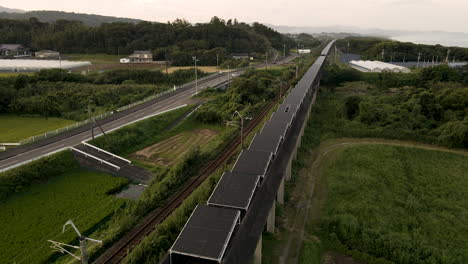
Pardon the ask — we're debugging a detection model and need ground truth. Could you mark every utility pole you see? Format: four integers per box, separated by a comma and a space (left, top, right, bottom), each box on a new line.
283, 44, 286, 57
294, 64, 298, 78
49, 220, 102, 264
265, 52, 268, 70
417, 52, 421, 68
381, 48, 385, 61
445, 49, 450, 63
216, 54, 219, 68
347, 41, 350, 54
276, 78, 284, 99
227, 111, 251, 149
192, 56, 199, 95
432, 56, 435, 67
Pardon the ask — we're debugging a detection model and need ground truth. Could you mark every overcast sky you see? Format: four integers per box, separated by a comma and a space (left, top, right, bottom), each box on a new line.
2, 0, 468, 33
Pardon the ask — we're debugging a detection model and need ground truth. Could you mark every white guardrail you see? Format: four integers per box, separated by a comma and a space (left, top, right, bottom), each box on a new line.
81, 142, 131, 164
0, 147, 70, 173
71, 147, 120, 170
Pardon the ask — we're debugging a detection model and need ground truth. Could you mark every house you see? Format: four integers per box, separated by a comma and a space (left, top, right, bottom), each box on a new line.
231, 53, 250, 60
35, 50, 60, 59
120, 50, 153, 63
0, 44, 30, 57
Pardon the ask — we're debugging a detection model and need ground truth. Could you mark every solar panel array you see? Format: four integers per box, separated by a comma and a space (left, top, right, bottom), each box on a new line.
169, 40, 336, 263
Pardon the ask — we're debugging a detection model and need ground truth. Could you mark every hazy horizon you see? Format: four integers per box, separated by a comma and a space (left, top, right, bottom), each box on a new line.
1, 0, 467, 34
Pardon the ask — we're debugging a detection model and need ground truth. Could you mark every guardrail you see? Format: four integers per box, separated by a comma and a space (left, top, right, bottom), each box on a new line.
71, 147, 120, 170
0, 147, 70, 173
18, 111, 114, 145
81, 142, 131, 164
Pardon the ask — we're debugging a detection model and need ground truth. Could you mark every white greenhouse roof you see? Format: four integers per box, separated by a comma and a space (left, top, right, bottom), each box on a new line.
0, 59, 91, 72
349, 60, 410, 73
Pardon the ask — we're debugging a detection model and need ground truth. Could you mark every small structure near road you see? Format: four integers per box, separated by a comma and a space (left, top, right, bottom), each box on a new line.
35, 50, 60, 59
231, 53, 253, 60
0, 44, 31, 57
120, 50, 153, 63
298, 49, 311, 54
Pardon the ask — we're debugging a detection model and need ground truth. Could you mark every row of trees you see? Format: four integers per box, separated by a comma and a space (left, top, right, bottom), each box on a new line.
0, 16, 296, 65
337, 37, 468, 61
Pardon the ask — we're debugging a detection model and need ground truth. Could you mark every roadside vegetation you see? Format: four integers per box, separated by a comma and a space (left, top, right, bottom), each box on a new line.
0, 168, 128, 263
0, 114, 75, 142
0, 68, 206, 121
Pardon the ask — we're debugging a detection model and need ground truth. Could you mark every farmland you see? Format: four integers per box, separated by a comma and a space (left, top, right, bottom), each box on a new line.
304, 143, 467, 264
131, 128, 218, 166
0, 114, 75, 143
0, 168, 128, 263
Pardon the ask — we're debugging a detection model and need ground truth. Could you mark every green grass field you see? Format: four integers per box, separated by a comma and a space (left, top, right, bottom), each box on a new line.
65, 54, 121, 64
308, 144, 468, 264
0, 114, 75, 143
0, 169, 128, 263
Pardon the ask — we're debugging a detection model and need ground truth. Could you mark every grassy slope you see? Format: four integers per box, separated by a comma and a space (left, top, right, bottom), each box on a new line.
316, 144, 468, 264
0, 169, 128, 263
0, 114, 75, 142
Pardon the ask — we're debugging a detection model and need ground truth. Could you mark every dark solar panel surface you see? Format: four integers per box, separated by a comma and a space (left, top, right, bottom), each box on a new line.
262, 120, 289, 138
249, 130, 282, 155
208, 172, 260, 210
270, 110, 295, 124
171, 205, 239, 261
231, 149, 272, 176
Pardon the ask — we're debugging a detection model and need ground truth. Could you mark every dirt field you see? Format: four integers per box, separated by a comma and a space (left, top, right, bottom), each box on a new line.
131, 129, 217, 166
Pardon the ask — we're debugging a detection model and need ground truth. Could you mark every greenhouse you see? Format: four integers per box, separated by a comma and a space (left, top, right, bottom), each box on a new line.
0, 59, 91, 72
349, 60, 411, 73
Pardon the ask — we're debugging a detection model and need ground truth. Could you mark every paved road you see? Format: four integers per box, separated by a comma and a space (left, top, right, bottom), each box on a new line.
0, 55, 298, 172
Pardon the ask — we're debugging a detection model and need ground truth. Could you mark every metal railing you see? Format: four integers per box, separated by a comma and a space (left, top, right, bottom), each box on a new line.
81, 142, 131, 164
71, 147, 120, 170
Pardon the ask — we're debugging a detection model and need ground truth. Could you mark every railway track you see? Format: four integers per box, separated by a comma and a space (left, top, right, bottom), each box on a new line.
94, 75, 294, 264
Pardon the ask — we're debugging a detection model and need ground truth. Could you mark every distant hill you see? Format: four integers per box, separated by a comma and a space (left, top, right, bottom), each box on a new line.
0, 6, 25, 13
0, 9, 143, 26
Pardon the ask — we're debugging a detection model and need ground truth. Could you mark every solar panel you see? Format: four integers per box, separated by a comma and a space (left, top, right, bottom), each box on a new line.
208, 172, 260, 210
231, 149, 272, 177
249, 131, 282, 155
170, 205, 240, 262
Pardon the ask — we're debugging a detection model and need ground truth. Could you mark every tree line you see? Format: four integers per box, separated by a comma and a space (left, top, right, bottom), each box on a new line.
337, 37, 468, 61
0, 16, 296, 65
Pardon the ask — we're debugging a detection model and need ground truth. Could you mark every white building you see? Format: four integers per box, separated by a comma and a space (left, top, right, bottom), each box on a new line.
120, 58, 131, 63
298, 49, 311, 54
349, 60, 411, 73
0, 59, 91, 72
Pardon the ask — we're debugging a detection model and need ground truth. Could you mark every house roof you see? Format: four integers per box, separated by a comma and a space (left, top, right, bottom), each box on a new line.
133, 50, 152, 54
170, 205, 240, 262
0, 44, 24, 50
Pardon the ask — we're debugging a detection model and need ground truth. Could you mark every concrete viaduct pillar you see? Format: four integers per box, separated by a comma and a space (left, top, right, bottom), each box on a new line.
253, 235, 262, 264
266, 200, 276, 233
277, 177, 285, 204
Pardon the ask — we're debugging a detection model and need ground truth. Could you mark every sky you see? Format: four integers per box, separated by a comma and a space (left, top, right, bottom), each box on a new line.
1, 0, 468, 33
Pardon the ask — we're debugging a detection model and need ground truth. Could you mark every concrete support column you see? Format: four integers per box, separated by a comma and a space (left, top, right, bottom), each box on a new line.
254, 235, 262, 264
277, 177, 285, 204
285, 157, 292, 181
266, 200, 276, 233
